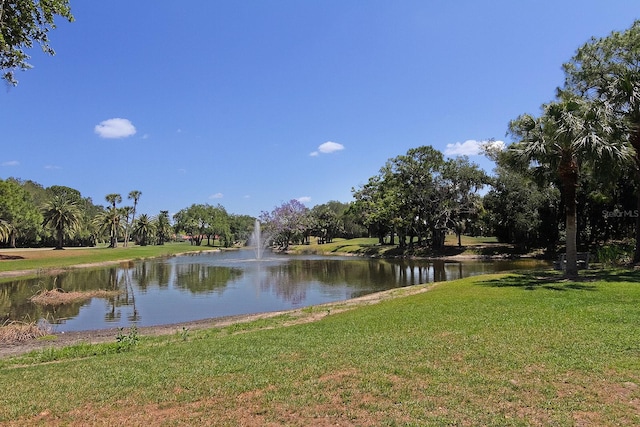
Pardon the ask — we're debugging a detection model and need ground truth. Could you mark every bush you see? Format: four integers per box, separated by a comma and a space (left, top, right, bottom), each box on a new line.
595, 241, 634, 266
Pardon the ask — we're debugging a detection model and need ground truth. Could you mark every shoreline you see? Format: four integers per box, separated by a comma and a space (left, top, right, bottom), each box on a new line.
0, 282, 436, 359
0, 247, 540, 358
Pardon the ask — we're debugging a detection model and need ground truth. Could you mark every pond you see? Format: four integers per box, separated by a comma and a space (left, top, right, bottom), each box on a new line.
1, 250, 550, 332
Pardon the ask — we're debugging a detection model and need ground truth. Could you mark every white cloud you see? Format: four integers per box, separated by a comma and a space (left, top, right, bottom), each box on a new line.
444, 140, 483, 156
209, 193, 224, 199
1, 160, 19, 166
94, 118, 137, 139
44, 165, 61, 170
297, 196, 311, 203
444, 139, 505, 156
310, 141, 344, 156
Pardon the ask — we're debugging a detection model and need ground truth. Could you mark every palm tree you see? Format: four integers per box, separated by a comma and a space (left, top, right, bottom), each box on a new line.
509, 95, 630, 277
133, 214, 154, 246
105, 193, 122, 209
121, 206, 134, 246
103, 194, 122, 247
563, 20, 640, 262
124, 190, 142, 247
94, 207, 123, 248
155, 210, 172, 245
41, 195, 82, 250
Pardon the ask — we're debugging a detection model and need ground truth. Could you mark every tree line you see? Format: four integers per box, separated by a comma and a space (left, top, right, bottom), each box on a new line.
0, 178, 255, 249
0, 177, 364, 251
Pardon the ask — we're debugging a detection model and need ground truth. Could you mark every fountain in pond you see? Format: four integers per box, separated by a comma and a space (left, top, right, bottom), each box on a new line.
249, 219, 267, 260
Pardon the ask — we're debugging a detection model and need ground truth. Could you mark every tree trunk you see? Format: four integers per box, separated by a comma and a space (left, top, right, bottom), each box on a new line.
56, 227, 64, 250
631, 127, 640, 264
560, 157, 579, 278
635, 189, 640, 264
565, 199, 578, 278
432, 228, 445, 249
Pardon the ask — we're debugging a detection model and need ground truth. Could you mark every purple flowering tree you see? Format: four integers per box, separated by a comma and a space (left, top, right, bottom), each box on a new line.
259, 199, 309, 250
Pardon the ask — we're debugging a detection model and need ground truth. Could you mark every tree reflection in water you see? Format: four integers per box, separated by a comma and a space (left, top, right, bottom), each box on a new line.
1, 253, 550, 331
174, 264, 243, 294
104, 266, 139, 323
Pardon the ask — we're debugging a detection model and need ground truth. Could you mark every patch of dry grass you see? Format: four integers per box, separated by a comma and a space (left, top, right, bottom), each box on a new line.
29, 288, 121, 306
0, 321, 50, 344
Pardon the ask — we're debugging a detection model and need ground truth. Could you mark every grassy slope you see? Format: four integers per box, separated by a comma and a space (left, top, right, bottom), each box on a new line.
1, 270, 638, 425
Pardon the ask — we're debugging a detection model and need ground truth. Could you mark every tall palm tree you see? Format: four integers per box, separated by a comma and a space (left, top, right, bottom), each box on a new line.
121, 206, 134, 246
105, 193, 122, 209
509, 95, 630, 277
41, 195, 81, 250
103, 194, 122, 247
124, 190, 142, 247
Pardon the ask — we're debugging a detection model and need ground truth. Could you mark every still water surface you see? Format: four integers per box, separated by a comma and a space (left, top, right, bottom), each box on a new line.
1, 250, 550, 332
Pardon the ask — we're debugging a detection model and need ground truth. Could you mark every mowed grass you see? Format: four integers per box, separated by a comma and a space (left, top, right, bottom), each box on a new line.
0, 242, 217, 275
0, 270, 639, 425
293, 237, 385, 255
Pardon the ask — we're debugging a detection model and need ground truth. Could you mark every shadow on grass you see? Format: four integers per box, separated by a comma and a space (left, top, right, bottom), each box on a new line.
579, 268, 640, 283
480, 268, 640, 291
0, 254, 25, 260
478, 271, 598, 291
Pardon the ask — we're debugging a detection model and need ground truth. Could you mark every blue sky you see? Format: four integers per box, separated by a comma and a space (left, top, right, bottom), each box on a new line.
1, 1, 637, 218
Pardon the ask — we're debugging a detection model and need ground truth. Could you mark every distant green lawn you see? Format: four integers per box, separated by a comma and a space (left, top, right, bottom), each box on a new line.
0, 242, 218, 276
1, 269, 638, 425
290, 235, 504, 256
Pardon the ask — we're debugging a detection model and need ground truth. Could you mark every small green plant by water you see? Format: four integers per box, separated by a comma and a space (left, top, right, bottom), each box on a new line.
116, 326, 139, 351
179, 327, 189, 341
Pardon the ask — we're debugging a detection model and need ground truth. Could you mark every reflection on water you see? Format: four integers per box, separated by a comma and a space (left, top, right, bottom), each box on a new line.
0, 250, 550, 332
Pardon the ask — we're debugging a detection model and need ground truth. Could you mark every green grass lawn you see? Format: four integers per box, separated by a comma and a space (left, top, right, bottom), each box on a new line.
1, 269, 638, 425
